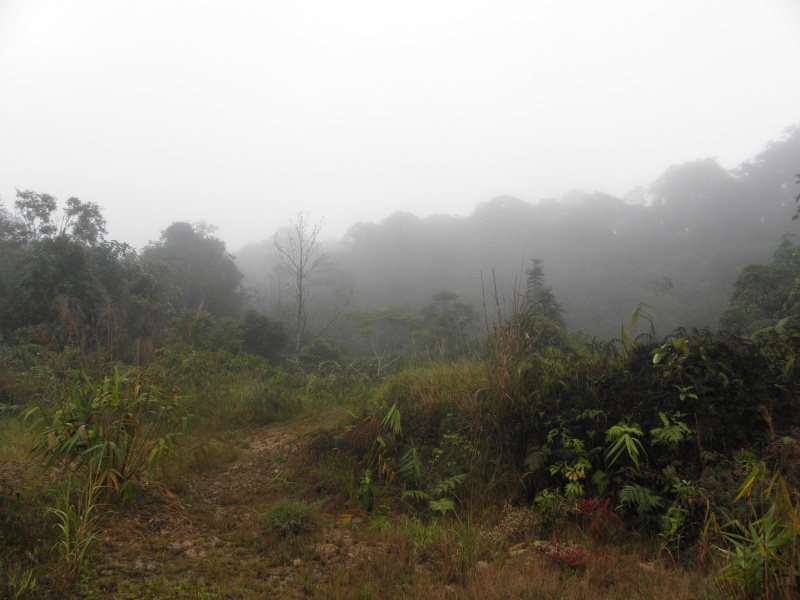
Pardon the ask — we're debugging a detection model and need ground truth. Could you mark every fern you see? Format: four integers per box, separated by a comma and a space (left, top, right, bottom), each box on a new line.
402, 474, 466, 515
431, 474, 467, 498
401, 489, 432, 502
428, 498, 456, 516
650, 412, 692, 447
524, 445, 551, 474
397, 444, 425, 488
591, 470, 610, 495
619, 484, 663, 515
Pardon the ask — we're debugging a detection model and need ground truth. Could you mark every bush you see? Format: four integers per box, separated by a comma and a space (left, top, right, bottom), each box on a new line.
266, 500, 317, 536
26, 367, 188, 500
243, 382, 302, 425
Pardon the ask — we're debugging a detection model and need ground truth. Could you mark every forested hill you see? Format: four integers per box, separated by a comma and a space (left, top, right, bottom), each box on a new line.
238, 126, 800, 340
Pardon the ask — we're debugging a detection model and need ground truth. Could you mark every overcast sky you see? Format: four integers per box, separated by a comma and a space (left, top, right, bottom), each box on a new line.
1, 1, 799, 252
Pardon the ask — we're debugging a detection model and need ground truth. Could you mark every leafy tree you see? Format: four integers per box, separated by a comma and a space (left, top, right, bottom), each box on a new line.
13, 189, 58, 240
420, 291, 478, 357
241, 310, 288, 364
0, 192, 144, 353
1, 237, 137, 347
297, 338, 343, 366
141, 221, 244, 319
13, 189, 107, 245
272, 213, 327, 355
719, 235, 800, 333
347, 305, 422, 370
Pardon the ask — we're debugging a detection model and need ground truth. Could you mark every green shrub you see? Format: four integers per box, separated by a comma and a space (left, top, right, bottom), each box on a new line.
26, 367, 188, 500
266, 501, 317, 536
243, 378, 302, 425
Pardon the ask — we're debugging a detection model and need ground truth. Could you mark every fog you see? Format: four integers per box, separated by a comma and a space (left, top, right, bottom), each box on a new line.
1, 0, 799, 251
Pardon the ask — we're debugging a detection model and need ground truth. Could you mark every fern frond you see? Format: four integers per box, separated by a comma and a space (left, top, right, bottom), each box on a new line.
401, 489, 432, 502
619, 484, 663, 514
397, 444, 425, 488
431, 474, 467, 498
524, 446, 551, 473
428, 498, 456, 516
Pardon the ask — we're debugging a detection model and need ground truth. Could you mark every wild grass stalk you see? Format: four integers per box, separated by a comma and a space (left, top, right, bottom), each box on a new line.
48, 470, 106, 585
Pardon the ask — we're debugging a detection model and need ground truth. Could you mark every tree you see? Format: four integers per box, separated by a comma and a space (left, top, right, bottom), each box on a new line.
525, 259, 564, 326
347, 304, 422, 371
13, 189, 107, 244
719, 235, 800, 333
0, 191, 135, 352
272, 213, 327, 355
242, 310, 288, 364
420, 291, 478, 357
141, 221, 244, 319
519, 259, 568, 351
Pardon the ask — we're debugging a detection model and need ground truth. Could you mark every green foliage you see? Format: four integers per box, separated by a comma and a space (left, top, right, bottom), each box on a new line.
346, 304, 422, 372
166, 310, 243, 353
265, 500, 317, 537
524, 258, 565, 327
401, 474, 467, 516
12, 189, 106, 245
243, 381, 302, 425
397, 444, 425, 489
650, 412, 692, 448
419, 290, 478, 358
0, 478, 53, 598
297, 338, 343, 366
380, 402, 402, 436
242, 310, 288, 364
141, 221, 244, 319
605, 421, 646, 470
619, 302, 656, 361
618, 484, 663, 515
26, 368, 188, 500
708, 462, 800, 599
48, 474, 105, 584
720, 234, 800, 334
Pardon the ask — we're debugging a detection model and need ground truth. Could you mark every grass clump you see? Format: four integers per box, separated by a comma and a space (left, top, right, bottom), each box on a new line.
266, 500, 317, 537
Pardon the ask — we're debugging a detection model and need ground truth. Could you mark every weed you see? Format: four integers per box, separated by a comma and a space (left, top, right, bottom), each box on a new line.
48, 472, 106, 586
707, 462, 799, 599
538, 540, 589, 569
266, 500, 317, 537
26, 368, 188, 500
579, 497, 623, 542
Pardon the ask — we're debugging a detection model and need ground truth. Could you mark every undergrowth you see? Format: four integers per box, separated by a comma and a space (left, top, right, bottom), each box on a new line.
1, 318, 798, 597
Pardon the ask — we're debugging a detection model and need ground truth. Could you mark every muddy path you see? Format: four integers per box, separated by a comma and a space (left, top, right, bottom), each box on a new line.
87, 420, 393, 599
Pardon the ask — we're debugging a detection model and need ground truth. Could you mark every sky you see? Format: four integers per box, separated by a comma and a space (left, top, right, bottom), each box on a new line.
1, 1, 799, 252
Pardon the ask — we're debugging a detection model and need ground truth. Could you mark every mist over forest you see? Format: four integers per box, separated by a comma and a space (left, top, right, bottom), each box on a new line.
5, 1, 800, 594
2, 126, 800, 362
233, 125, 800, 351
3, 119, 800, 600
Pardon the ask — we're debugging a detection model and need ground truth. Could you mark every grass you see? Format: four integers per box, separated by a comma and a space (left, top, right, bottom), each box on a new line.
0, 414, 32, 461
2, 406, 721, 600
3, 336, 797, 598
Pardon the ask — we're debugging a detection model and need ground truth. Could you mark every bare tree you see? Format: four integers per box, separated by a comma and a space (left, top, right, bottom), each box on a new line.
272, 212, 327, 355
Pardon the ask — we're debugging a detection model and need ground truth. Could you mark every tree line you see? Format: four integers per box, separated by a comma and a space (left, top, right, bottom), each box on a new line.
2, 126, 799, 366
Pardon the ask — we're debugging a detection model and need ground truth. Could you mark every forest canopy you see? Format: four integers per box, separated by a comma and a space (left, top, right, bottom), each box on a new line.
1, 126, 800, 360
